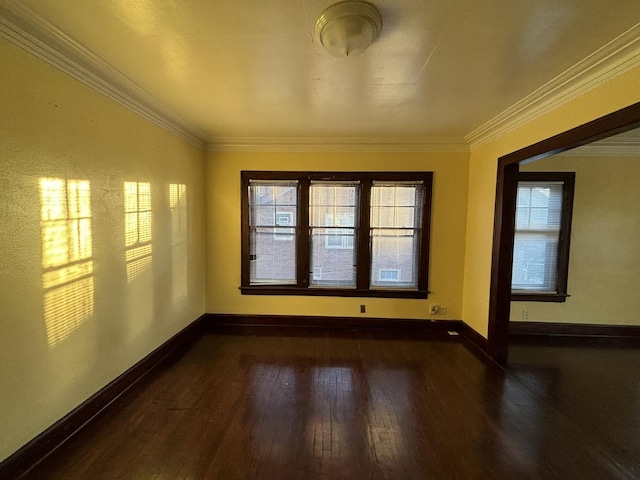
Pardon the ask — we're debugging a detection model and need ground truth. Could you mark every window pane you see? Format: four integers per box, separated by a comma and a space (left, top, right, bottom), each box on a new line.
370, 182, 423, 289
512, 181, 563, 293
249, 181, 297, 285
512, 233, 559, 292
310, 229, 356, 286
309, 182, 358, 287
370, 229, 420, 288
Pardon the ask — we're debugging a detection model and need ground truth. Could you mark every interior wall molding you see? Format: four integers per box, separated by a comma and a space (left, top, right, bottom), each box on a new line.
509, 321, 640, 339
466, 24, 640, 151
204, 313, 462, 330
207, 136, 470, 153
556, 138, 640, 157
0, 0, 207, 150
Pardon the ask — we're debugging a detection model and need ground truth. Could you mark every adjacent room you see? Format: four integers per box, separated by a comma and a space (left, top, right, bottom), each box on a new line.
1, 1, 639, 478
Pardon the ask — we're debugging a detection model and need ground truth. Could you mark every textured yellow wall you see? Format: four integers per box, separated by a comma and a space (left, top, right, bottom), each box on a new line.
512, 154, 640, 325
462, 65, 640, 337
0, 38, 206, 461
205, 151, 469, 321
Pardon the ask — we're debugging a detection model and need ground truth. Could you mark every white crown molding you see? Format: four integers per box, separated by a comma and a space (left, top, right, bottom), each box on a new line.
207, 136, 469, 153
466, 24, 640, 151
0, 0, 207, 150
557, 139, 640, 157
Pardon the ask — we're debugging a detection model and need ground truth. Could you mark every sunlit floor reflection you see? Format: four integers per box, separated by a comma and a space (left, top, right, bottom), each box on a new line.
250, 365, 297, 459
246, 360, 414, 475
307, 366, 354, 460
365, 369, 411, 465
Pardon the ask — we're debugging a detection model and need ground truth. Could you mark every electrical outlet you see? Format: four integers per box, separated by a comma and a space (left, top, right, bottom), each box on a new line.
360, 304, 366, 314
523, 309, 529, 320
439, 307, 447, 315
429, 304, 439, 315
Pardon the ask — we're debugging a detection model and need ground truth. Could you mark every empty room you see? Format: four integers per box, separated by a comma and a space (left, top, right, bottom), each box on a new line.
1, 1, 640, 479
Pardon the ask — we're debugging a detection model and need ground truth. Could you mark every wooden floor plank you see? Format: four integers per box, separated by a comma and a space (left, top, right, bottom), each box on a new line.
20, 331, 637, 479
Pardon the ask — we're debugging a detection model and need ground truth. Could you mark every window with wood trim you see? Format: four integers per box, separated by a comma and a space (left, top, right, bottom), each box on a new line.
241, 171, 432, 299
511, 172, 575, 302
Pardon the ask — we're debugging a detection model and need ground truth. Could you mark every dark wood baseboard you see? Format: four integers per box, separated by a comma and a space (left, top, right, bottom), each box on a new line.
204, 313, 461, 336
510, 321, 640, 339
458, 321, 489, 355
1, 315, 205, 480
204, 315, 495, 363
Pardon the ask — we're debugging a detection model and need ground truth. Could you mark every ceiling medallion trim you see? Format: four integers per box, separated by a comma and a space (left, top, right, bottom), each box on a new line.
0, 0, 206, 150
466, 23, 640, 151
207, 137, 469, 153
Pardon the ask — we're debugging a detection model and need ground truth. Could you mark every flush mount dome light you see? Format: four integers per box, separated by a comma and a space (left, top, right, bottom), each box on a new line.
314, 1, 383, 57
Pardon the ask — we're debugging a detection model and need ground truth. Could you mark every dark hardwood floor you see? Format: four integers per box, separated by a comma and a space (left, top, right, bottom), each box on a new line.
19, 331, 638, 479
509, 337, 640, 479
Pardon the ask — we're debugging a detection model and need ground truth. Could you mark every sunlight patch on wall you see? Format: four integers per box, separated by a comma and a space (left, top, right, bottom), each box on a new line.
170, 184, 188, 301
124, 181, 153, 282
39, 178, 94, 348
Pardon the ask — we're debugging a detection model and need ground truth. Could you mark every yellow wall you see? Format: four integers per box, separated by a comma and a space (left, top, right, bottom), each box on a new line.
0, 38, 206, 462
511, 153, 640, 325
462, 65, 640, 337
205, 151, 468, 321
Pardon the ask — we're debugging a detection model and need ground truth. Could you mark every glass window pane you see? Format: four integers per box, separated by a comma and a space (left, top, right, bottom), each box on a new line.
512, 232, 559, 292
310, 229, 356, 287
512, 180, 564, 293
370, 229, 420, 289
249, 182, 297, 227
370, 182, 423, 289
250, 227, 296, 284
309, 182, 358, 288
248, 180, 298, 285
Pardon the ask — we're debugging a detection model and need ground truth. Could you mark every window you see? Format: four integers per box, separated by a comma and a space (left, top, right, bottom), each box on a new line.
511, 172, 575, 302
241, 172, 432, 298
248, 180, 298, 284
324, 213, 355, 250
379, 269, 400, 282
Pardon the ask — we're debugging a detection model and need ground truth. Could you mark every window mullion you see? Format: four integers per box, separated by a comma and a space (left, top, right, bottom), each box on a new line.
297, 176, 310, 288
357, 179, 372, 290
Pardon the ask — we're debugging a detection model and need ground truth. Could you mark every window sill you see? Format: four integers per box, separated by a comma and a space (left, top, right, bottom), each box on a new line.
511, 293, 569, 303
240, 286, 429, 299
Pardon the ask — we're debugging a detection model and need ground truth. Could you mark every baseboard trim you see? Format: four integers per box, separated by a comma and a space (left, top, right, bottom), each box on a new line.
204, 313, 460, 334
509, 321, 640, 339
0, 315, 205, 480
458, 321, 489, 353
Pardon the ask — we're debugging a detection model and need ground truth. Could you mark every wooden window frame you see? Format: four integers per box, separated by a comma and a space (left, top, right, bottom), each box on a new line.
240, 171, 433, 299
511, 172, 575, 303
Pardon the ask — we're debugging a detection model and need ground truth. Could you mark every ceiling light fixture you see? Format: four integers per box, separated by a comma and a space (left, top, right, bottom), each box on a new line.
314, 1, 383, 58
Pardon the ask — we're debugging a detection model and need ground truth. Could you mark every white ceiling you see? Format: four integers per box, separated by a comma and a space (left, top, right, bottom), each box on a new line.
4, 0, 640, 147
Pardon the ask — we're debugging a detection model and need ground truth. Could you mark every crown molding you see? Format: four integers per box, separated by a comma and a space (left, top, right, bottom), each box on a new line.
466, 24, 640, 151
207, 136, 470, 153
0, 0, 207, 150
558, 138, 640, 158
